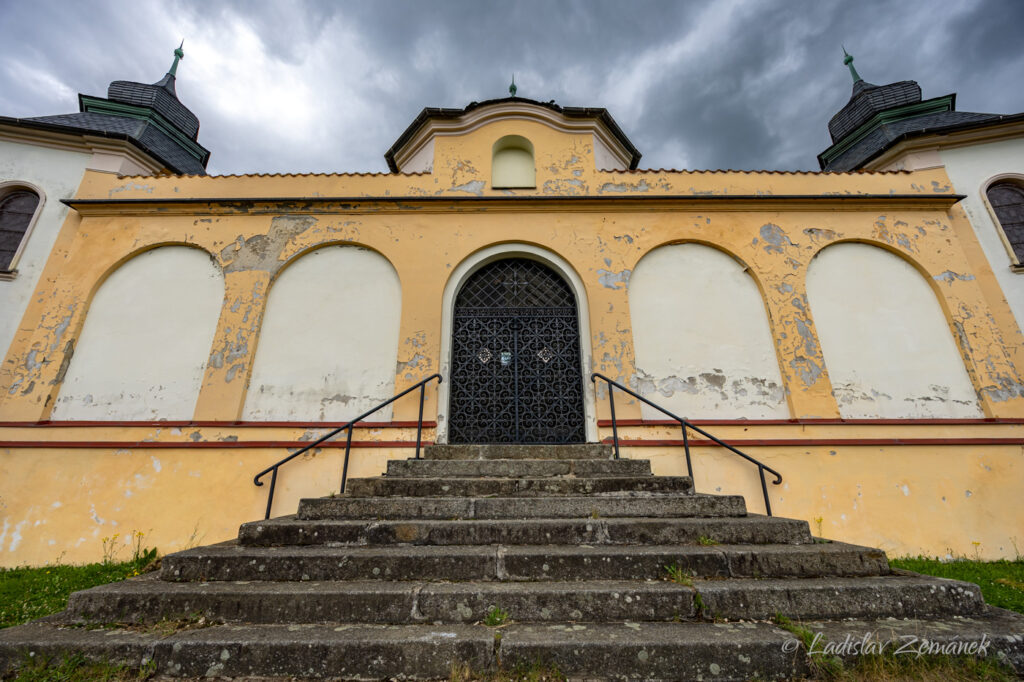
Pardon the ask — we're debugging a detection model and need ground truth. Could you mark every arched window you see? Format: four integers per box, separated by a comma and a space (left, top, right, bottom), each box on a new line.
0, 188, 41, 273
986, 181, 1024, 265
492, 135, 535, 188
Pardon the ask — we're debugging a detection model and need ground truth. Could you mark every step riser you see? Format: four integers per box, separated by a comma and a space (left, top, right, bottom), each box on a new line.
345, 476, 693, 497
424, 444, 613, 460
696, 579, 985, 621
239, 518, 812, 547
66, 577, 984, 626
161, 547, 887, 583
386, 458, 652, 477
298, 495, 747, 520
7, 619, 1021, 681
66, 582, 698, 625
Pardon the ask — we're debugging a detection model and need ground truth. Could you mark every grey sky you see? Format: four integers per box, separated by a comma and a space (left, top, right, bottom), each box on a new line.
2, 0, 1022, 175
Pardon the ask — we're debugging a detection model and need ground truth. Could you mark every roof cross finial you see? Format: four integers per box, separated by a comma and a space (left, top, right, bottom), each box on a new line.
842, 45, 862, 83
169, 40, 185, 77
509, 74, 517, 97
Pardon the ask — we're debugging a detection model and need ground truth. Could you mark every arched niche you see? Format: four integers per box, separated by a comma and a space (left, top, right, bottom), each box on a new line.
242, 245, 402, 421
52, 246, 224, 420
806, 242, 982, 418
628, 243, 788, 419
492, 135, 535, 188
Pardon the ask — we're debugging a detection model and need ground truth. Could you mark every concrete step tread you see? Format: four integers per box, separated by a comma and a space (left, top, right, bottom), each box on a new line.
297, 493, 748, 520
238, 515, 812, 546
386, 458, 652, 477
4, 613, 1023, 680
343, 476, 694, 498
160, 541, 890, 582
423, 444, 615, 460
65, 572, 984, 625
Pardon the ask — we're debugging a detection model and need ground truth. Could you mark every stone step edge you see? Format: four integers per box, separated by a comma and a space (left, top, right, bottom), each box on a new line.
296, 493, 749, 520
238, 515, 812, 546
159, 541, 891, 582
385, 458, 652, 474
63, 574, 986, 625
3, 614, 1022, 679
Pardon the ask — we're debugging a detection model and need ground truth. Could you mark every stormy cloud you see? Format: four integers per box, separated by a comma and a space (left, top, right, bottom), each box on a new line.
2, 0, 1021, 175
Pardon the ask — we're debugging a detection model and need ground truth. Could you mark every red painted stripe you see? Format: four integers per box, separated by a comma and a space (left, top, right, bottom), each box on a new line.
598, 418, 1024, 426
0, 421, 437, 429
0, 440, 433, 449
603, 438, 1024, 447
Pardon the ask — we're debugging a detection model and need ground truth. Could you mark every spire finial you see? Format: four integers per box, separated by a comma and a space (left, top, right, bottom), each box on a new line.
509, 74, 517, 97
842, 45, 862, 83
168, 40, 185, 77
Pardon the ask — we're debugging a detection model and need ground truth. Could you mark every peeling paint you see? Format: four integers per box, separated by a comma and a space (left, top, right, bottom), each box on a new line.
934, 270, 976, 285
220, 215, 318, 274
599, 180, 650, 194
790, 356, 824, 386
597, 268, 631, 289
450, 180, 485, 196
758, 224, 796, 254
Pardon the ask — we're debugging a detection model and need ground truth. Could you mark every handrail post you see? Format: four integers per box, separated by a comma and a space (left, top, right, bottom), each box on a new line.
681, 423, 693, 480
607, 382, 620, 460
415, 383, 426, 460
264, 468, 278, 520
340, 427, 354, 494
759, 466, 772, 516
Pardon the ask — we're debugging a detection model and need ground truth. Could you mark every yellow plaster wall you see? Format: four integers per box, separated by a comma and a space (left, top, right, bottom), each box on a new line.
1, 112, 1023, 565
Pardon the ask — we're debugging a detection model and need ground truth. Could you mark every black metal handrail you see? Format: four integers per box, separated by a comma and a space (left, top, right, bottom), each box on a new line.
590, 373, 783, 516
253, 373, 443, 519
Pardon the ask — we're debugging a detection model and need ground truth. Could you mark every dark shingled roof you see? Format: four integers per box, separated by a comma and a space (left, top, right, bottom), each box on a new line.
818, 69, 1024, 171
828, 80, 922, 143
108, 75, 200, 140
13, 66, 210, 175
820, 110, 1005, 171
385, 96, 641, 172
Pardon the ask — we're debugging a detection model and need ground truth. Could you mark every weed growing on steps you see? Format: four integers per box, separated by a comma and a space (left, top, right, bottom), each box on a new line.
697, 535, 718, 546
773, 613, 843, 678
483, 605, 510, 627
662, 562, 693, 586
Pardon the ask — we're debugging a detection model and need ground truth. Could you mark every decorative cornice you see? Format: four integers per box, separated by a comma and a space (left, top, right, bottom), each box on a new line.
61, 193, 966, 217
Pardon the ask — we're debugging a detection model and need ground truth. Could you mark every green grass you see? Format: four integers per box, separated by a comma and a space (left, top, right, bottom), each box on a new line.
889, 556, 1024, 615
6, 652, 154, 681
0, 548, 157, 629
483, 605, 510, 627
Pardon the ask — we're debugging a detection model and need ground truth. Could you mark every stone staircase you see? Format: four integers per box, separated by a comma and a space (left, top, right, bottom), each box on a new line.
2, 443, 1022, 680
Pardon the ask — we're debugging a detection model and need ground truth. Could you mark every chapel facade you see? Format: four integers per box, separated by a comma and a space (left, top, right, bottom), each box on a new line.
1, 54, 1023, 567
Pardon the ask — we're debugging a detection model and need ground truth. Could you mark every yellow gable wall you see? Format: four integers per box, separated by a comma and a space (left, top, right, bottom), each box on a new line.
1, 114, 1023, 565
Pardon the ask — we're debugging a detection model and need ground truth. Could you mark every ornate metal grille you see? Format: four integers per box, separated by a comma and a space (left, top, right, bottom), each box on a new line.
449, 258, 586, 443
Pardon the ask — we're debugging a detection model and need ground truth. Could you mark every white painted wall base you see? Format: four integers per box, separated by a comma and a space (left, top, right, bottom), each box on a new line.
628, 244, 788, 419
807, 243, 982, 418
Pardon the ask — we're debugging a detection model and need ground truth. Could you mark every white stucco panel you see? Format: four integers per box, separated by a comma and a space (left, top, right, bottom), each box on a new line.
52, 246, 224, 420
628, 244, 788, 419
807, 243, 982, 418
242, 246, 402, 421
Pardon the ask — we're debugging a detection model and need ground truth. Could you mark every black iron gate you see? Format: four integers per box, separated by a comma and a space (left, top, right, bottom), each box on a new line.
448, 258, 586, 443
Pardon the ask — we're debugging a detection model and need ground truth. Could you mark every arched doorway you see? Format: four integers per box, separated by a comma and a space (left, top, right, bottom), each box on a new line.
448, 258, 586, 443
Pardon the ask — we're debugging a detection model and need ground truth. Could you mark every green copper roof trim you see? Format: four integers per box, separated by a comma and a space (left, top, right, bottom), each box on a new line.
842, 46, 862, 83
509, 74, 517, 97
169, 40, 184, 77
79, 95, 208, 161
820, 94, 955, 164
